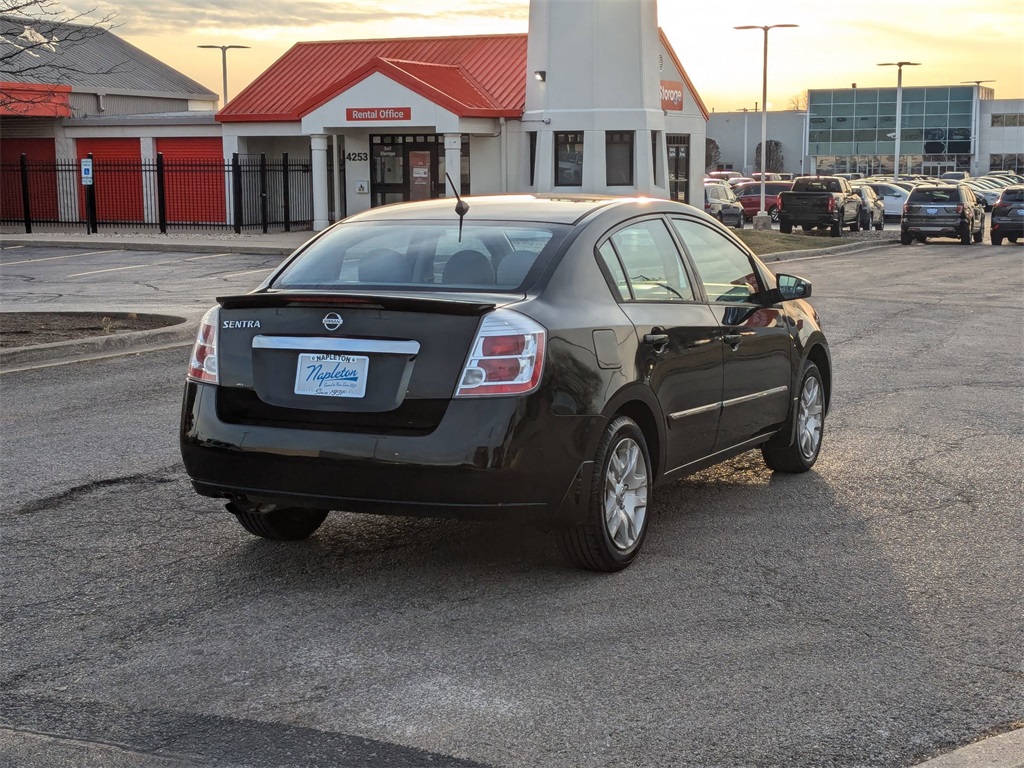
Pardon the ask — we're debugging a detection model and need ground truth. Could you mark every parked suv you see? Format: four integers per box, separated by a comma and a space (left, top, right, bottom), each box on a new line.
703, 183, 745, 228
851, 184, 885, 230
990, 184, 1024, 245
900, 184, 985, 245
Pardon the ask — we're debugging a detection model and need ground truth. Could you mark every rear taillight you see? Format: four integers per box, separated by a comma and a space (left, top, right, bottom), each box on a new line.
827, 197, 836, 213
455, 309, 545, 397
956, 203, 964, 214
903, 203, 910, 215
187, 306, 219, 384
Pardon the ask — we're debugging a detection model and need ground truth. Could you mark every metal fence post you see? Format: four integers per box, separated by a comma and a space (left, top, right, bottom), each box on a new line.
19, 153, 32, 234
156, 152, 168, 234
259, 153, 269, 234
232, 153, 243, 234
85, 152, 98, 233
282, 152, 291, 232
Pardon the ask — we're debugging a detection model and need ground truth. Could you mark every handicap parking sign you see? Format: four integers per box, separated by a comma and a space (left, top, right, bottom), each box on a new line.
80, 158, 93, 185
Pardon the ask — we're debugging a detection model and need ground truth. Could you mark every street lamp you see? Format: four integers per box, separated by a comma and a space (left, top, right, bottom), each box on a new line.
197, 44, 250, 105
735, 24, 799, 230
878, 61, 921, 182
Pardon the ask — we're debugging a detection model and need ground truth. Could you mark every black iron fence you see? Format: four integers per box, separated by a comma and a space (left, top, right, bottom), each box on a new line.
0, 152, 313, 234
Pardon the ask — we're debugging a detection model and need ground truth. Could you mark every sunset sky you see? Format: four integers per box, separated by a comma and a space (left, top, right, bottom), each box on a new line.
67, 0, 1024, 111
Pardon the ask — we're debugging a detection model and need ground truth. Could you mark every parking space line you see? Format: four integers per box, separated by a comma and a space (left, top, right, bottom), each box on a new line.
68, 260, 180, 278
207, 268, 276, 279
184, 253, 231, 261
3, 249, 119, 266
1, 245, 25, 250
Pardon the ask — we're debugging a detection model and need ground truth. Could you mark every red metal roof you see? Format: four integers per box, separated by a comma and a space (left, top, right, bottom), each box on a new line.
218, 34, 528, 122
0, 82, 72, 117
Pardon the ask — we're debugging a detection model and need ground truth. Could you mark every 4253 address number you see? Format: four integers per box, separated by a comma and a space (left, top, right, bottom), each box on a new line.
346, 152, 369, 162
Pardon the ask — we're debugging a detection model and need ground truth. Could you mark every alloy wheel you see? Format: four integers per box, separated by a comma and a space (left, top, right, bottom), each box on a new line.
797, 375, 824, 461
603, 437, 648, 551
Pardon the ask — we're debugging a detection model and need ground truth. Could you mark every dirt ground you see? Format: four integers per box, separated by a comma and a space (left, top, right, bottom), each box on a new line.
0, 312, 175, 348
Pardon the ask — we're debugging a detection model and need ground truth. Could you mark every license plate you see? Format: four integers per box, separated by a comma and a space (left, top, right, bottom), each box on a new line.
926, 207, 938, 215
1016, 209, 1024, 215
294, 353, 368, 398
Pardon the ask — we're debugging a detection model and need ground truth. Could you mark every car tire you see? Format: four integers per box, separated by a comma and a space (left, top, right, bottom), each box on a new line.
831, 221, 842, 237
780, 222, 793, 234
916, 235, 927, 243
900, 232, 913, 245
850, 214, 860, 232
229, 502, 329, 540
559, 416, 651, 572
802, 224, 813, 231
769, 206, 779, 223
991, 233, 1004, 245
762, 361, 825, 474
973, 217, 984, 243
860, 212, 870, 230
960, 224, 972, 245
1009, 236, 1019, 243
874, 217, 884, 231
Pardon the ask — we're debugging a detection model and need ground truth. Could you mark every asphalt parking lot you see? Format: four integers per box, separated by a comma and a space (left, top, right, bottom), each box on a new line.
1, 237, 1022, 767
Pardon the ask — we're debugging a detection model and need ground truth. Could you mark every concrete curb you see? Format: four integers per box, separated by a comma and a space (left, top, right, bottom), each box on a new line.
913, 727, 1024, 767
0, 313, 195, 372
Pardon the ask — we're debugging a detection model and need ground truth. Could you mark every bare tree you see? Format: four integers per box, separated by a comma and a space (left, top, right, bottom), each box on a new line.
754, 140, 785, 173
787, 92, 808, 111
705, 138, 721, 171
0, 0, 119, 111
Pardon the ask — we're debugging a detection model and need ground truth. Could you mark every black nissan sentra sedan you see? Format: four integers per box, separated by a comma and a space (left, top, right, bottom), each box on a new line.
180, 195, 831, 571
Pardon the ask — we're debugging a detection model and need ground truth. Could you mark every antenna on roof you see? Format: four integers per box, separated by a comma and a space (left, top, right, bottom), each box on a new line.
445, 172, 469, 242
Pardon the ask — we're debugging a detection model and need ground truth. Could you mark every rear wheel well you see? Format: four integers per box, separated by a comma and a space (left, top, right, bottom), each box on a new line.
612, 400, 662, 481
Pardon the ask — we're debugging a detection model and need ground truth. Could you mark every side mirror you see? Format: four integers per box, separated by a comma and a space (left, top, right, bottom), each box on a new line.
774, 273, 812, 301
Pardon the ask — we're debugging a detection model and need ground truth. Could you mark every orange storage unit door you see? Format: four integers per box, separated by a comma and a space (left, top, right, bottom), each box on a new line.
155, 137, 227, 225
1, 138, 59, 221
76, 138, 143, 223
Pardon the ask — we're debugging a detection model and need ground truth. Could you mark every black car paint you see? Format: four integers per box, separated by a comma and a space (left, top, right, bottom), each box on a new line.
180, 197, 830, 525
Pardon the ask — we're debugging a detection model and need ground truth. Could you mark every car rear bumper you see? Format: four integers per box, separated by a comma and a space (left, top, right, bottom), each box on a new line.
180, 382, 604, 524
991, 218, 1024, 236
901, 218, 969, 237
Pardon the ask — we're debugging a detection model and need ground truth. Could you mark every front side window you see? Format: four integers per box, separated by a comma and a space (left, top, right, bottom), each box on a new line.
555, 132, 584, 186
670, 218, 765, 303
601, 219, 694, 302
605, 131, 634, 186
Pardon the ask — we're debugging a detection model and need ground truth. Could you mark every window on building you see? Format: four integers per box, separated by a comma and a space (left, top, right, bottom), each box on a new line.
605, 131, 634, 186
555, 132, 584, 186
992, 113, 1022, 127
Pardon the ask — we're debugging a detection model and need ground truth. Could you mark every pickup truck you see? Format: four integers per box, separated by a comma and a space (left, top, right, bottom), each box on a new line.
777, 176, 863, 237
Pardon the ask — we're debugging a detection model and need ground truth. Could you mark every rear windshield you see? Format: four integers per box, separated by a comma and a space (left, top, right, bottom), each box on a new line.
999, 188, 1024, 203
792, 178, 843, 192
908, 187, 962, 203
271, 222, 568, 292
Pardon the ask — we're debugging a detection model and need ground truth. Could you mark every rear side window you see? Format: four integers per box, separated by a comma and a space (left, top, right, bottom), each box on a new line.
272, 222, 566, 291
1000, 187, 1024, 203
600, 219, 695, 302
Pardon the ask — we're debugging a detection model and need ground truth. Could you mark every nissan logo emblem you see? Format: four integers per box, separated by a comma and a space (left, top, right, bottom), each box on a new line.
322, 312, 343, 331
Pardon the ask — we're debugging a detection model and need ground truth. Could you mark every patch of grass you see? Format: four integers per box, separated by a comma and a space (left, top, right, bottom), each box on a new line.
734, 229, 822, 256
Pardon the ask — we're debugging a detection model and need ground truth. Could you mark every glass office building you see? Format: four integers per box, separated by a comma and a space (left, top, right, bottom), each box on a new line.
807, 85, 992, 176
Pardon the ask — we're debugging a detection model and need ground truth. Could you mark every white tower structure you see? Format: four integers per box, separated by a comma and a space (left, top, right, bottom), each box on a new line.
524, 0, 669, 196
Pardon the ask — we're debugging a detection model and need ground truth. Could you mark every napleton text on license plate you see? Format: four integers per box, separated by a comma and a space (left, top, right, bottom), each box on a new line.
295, 353, 369, 397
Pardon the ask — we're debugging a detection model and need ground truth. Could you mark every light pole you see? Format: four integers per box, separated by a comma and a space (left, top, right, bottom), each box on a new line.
197, 44, 250, 105
738, 104, 757, 176
735, 24, 798, 230
878, 61, 920, 182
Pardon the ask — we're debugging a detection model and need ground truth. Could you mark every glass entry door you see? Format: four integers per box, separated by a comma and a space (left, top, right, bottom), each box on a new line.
371, 136, 444, 207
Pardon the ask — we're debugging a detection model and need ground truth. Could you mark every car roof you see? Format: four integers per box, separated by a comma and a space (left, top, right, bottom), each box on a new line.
343, 194, 692, 226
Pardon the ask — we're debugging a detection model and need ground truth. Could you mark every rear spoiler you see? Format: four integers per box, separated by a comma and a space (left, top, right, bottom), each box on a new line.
217, 291, 497, 316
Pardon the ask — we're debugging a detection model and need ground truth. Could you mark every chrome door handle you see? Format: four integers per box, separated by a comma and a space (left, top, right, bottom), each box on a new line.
722, 333, 742, 349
